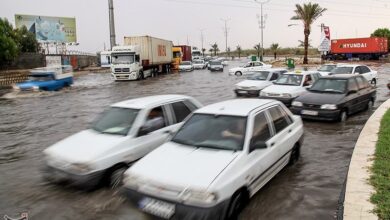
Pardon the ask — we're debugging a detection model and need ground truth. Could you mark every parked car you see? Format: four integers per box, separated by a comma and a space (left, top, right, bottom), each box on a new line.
208, 60, 224, 72
329, 64, 377, 85
179, 61, 194, 72
123, 99, 304, 220
260, 71, 321, 106
217, 57, 229, 66
235, 68, 288, 97
13, 65, 73, 91
229, 61, 272, 76
317, 64, 337, 76
42, 95, 202, 189
291, 74, 376, 122
193, 60, 207, 69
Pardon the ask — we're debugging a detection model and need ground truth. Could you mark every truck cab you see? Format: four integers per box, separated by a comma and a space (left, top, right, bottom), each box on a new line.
172, 47, 182, 70
111, 46, 150, 81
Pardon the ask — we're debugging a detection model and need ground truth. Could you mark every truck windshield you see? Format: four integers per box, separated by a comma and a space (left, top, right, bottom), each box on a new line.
28, 75, 55, 81
173, 51, 181, 58
274, 74, 303, 86
92, 107, 139, 136
112, 54, 135, 64
331, 67, 353, 74
172, 114, 247, 151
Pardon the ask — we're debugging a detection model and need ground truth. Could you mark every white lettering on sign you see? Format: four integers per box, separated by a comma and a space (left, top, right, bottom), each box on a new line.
341, 43, 367, 48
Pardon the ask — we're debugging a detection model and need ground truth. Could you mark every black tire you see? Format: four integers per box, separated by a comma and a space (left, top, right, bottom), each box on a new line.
371, 78, 376, 86
107, 165, 128, 189
235, 71, 242, 76
366, 99, 374, 110
338, 110, 347, 122
288, 144, 300, 166
226, 190, 248, 220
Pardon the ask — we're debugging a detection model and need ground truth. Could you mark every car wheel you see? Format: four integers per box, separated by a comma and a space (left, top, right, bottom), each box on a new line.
235, 71, 242, 76
339, 110, 347, 122
371, 78, 376, 86
108, 166, 128, 189
288, 144, 300, 166
226, 190, 248, 220
367, 100, 374, 110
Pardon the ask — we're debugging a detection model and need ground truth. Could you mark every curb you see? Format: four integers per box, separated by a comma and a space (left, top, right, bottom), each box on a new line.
343, 99, 390, 219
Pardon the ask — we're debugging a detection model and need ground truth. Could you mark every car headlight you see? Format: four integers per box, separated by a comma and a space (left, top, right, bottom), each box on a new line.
66, 163, 92, 174
260, 91, 268, 96
321, 104, 338, 110
32, 86, 40, 91
180, 189, 218, 207
292, 101, 303, 107
12, 85, 20, 90
281, 93, 292, 98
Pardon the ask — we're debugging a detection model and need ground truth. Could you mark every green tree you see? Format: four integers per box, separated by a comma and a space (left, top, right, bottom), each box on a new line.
236, 45, 242, 58
0, 18, 18, 67
254, 43, 261, 59
15, 25, 39, 52
371, 28, 390, 50
291, 2, 326, 64
201, 48, 206, 57
211, 43, 219, 56
270, 43, 280, 59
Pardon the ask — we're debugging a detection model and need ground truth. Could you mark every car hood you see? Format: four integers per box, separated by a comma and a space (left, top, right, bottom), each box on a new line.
130, 141, 240, 189
17, 81, 56, 89
44, 129, 126, 163
236, 80, 271, 89
262, 84, 303, 94
295, 91, 345, 104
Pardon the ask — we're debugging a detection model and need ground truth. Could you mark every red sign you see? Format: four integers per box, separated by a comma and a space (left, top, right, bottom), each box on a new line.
324, 26, 330, 40
158, 45, 166, 56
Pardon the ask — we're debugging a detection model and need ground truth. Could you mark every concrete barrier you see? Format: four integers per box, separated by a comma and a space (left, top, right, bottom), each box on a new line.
343, 99, 390, 219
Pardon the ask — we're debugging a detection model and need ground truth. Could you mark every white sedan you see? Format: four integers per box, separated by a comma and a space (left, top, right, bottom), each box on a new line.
193, 60, 207, 69
123, 99, 303, 220
229, 61, 272, 76
179, 61, 194, 72
330, 64, 378, 85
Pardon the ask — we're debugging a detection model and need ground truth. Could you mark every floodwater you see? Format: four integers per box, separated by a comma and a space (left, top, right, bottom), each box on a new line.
0, 60, 389, 220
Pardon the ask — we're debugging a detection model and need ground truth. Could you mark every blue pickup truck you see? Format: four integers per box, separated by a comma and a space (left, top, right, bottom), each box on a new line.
13, 65, 74, 91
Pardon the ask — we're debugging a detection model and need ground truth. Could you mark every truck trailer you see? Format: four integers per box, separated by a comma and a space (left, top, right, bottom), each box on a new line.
110, 36, 173, 81
177, 45, 192, 61
326, 37, 388, 60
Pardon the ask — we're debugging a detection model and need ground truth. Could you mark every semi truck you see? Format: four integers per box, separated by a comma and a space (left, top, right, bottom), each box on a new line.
177, 45, 192, 61
172, 47, 182, 70
325, 37, 388, 60
110, 36, 173, 81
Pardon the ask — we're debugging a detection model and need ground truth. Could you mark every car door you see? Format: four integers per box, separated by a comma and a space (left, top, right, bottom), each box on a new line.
360, 66, 373, 82
253, 62, 264, 71
245, 62, 254, 72
355, 76, 371, 110
344, 78, 361, 114
169, 100, 196, 133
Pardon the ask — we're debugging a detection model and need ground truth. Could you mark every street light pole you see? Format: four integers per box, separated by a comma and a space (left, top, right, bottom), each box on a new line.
199, 28, 206, 57
255, 0, 270, 61
108, 0, 116, 50
220, 18, 230, 55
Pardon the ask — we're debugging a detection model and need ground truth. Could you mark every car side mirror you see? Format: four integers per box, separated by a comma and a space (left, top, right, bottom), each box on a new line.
347, 90, 357, 95
137, 118, 164, 137
249, 139, 267, 153
137, 125, 152, 137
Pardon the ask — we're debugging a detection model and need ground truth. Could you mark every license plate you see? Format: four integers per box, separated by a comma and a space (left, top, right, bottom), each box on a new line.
301, 110, 318, 116
139, 197, 175, 219
238, 90, 248, 94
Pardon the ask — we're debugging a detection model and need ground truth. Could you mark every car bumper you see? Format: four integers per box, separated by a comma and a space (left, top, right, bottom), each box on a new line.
210, 68, 223, 71
290, 107, 341, 121
260, 96, 295, 106
42, 165, 105, 189
123, 187, 230, 220
235, 89, 260, 97
111, 73, 138, 81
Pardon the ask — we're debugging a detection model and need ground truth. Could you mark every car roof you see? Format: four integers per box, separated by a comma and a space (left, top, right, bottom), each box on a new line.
321, 74, 358, 79
195, 99, 277, 116
284, 70, 319, 75
111, 95, 192, 109
336, 64, 366, 68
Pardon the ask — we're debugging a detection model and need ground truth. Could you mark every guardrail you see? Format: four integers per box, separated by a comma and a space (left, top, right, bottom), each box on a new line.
0, 71, 29, 86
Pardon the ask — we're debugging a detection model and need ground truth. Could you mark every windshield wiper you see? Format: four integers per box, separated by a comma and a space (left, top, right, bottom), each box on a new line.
193, 143, 238, 151
172, 138, 193, 146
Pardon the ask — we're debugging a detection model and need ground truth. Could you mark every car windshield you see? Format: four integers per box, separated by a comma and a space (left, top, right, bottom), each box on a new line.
210, 61, 222, 65
181, 61, 191, 65
309, 78, 347, 93
92, 107, 139, 136
318, 65, 336, 71
247, 71, 269, 80
28, 74, 55, 81
331, 67, 353, 74
274, 74, 303, 86
112, 54, 135, 64
172, 114, 247, 151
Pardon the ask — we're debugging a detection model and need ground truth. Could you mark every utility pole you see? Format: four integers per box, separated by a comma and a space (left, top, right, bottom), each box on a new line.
255, 0, 270, 61
220, 18, 230, 55
108, 0, 116, 50
199, 28, 205, 57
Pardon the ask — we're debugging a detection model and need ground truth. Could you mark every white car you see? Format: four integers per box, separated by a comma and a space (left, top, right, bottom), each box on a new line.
179, 61, 194, 72
317, 64, 337, 76
330, 64, 378, 85
123, 99, 304, 219
43, 95, 202, 189
260, 71, 321, 106
229, 61, 272, 76
234, 68, 288, 97
193, 60, 207, 69
217, 57, 229, 66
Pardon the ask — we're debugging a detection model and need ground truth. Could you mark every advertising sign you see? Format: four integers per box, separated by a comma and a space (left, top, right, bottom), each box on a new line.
318, 26, 331, 52
15, 14, 77, 43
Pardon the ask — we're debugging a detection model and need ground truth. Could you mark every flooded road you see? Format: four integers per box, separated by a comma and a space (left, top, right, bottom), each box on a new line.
0, 61, 389, 220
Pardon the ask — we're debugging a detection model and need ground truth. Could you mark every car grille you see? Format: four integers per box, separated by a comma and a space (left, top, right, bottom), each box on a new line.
122, 68, 130, 72
114, 68, 130, 73
303, 103, 322, 109
140, 182, 183, 199
114, 68, 122, 72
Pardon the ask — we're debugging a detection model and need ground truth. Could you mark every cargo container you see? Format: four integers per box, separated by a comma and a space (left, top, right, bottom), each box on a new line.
177, 45, 192, 61
110, 36, 173, 81
326, 37, 388, 60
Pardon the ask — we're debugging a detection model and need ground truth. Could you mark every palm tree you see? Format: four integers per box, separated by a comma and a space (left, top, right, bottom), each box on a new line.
291, 2, 326, 64
298, 40, 312, 48
236, 45, 242, 58
211, 43, 219, 56
254, 44, 261, 59
227, 47, 231, 57
208, 48, 214, 56
201, 48, 206, 57
270, 43, 280, 59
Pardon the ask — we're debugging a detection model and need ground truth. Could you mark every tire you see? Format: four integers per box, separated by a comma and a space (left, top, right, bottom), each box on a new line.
339, 110, 347, 122
107, 166, 128, 189
371, 78, 376, 86
226, 190, 248, 220
139, 71, 144, 80
288, 144, 300, 166
235, 71, 242, 76
366, 99, 374, 110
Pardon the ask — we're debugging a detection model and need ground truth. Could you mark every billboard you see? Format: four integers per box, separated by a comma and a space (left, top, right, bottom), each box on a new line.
15, 14, 77, 43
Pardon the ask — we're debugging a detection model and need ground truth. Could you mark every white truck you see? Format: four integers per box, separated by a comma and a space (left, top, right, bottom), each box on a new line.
110, 36, 173, 81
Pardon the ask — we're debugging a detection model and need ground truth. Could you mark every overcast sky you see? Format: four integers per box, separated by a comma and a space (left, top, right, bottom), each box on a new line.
2, 0, 390, 53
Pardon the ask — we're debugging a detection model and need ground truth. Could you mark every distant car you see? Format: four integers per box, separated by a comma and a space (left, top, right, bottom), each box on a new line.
260, 71, 321, 106
193, 60, 207, 69
317, 64, 337, 76
13, 65, 73, 91
291, 74, 376, 122
329, 64, 377, 85
179, 61, 194, 72
123, 99, 304, 220
208, 60, 224, 72
229, 61, 272, 76
43, 95, 202, 189
235, 68, 288, 97
217, 57, 229, 66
